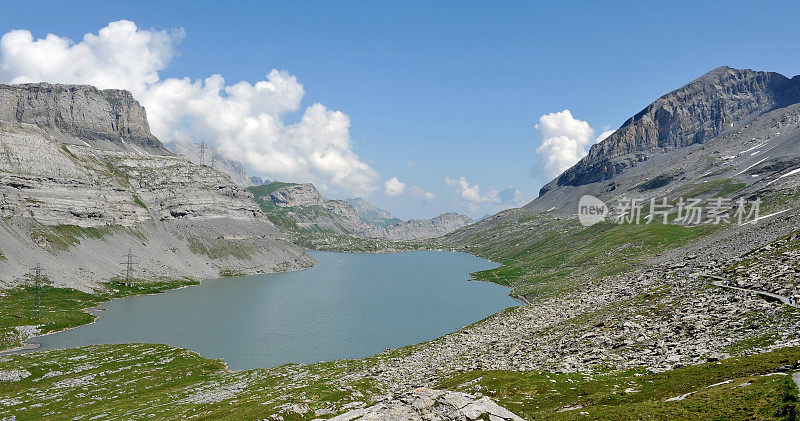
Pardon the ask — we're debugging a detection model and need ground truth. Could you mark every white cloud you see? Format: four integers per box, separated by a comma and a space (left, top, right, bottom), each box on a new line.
407, 185, 436, 202
0, 20, 378, 196
446, 176, 499, 204
445, 176, 523, 213
384, 177, 406, 196
596, 129, 615, 143
534, 109, 596, 179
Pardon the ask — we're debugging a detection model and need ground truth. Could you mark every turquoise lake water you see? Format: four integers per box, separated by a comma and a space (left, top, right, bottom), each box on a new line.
31, 250, 516, 369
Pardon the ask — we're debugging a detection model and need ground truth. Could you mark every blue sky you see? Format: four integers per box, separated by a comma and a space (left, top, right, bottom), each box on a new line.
1, 1, 799, 219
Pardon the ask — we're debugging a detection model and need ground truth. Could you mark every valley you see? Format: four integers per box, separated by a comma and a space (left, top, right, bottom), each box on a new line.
3, 66, 800, 420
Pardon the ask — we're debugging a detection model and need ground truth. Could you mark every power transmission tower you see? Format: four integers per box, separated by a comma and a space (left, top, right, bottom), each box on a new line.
121, 250, 138, 286
31, 265, 46, 319
199, 140, 206, 167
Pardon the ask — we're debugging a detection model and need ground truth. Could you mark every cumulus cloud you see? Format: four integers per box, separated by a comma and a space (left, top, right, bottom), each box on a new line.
595, 129, 615, 143
407, 185, 436, 202
384, 177, 406, 196
0, 20, 378, 196
445, 176, 523, 212
534, 109, 596, 179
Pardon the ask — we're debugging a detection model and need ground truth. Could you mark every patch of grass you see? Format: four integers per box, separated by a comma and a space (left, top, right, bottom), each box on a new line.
30, 224, 114, 251
60, 144, 79, 160
0, 343, 382, 419
248, 182, 298, 201
219, 268, 245, 277
186, 236, 255, 260
636, 174, 675, 192
443, 212, 718, 299
0, 278, 198, 351
132, 193, 147, 209
683, 177, 746, 198
438, 347, 800, 420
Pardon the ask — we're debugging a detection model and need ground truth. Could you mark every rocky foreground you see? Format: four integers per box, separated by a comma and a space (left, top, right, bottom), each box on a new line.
324, 388, 524, 421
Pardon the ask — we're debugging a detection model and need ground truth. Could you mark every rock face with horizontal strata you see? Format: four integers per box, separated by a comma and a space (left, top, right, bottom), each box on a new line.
551, 66, 800, 190
165, 140, 253, 187
0, 83, 168, 154
0, 83, 312, 291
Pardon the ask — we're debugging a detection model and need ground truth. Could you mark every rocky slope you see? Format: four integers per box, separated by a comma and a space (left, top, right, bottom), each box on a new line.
530, 66, 800, 214
344, 197, 402, 227
164, 140, 253, 187
252, 183, 473, 240
0, 83, 312, 291
327, 388, 524, 421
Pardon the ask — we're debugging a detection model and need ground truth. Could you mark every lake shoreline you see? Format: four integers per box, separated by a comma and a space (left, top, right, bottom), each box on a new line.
16, 250, 515, 370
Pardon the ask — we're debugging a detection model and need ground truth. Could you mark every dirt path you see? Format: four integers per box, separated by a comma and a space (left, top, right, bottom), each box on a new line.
709, 277, 795, 306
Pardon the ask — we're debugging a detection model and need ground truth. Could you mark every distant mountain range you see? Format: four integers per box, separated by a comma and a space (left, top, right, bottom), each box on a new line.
249, 182, 473, 240
344, 197, 403, 227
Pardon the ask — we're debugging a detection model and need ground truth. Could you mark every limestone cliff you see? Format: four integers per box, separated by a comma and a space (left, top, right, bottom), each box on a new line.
0, 83, 168, 154
529, 66, 800, 213
543, 66, 800, 192
0, 83, 312, 291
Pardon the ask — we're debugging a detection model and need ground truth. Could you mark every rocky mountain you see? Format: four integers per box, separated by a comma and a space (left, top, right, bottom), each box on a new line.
164, 141, 253, 187
529, 66, 800, 214
250, 182, 473, 240
249, 176, 271, 186
269, 183, 326, 207
344, 197, 402, 227
0, 83, 168, 154
0, 83, 312, 291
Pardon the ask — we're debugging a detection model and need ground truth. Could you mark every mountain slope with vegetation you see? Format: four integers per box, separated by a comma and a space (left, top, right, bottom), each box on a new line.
248, 182, 473, 241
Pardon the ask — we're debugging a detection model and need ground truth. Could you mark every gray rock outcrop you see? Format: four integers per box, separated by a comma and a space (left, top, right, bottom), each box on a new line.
550, 66, 800, 190
165, 140, 253, 187
325, 388, 523, 421
270, 183, 326, 207
0, 83, 168, 154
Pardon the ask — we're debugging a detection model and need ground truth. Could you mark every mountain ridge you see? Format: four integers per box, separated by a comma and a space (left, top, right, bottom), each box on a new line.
529, 66, 800, 214
250, 182, 473, 240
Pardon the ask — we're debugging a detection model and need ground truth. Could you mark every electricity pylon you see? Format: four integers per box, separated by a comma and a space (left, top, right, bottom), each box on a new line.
121, 250, 138, 286
199, 140, 206, 167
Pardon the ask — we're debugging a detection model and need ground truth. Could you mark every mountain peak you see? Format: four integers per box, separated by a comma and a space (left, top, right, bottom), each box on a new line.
543, 66, 800, 192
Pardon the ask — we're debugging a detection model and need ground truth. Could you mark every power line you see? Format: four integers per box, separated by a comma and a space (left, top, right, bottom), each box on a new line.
199, 140, 206, 167
121, 249, 138, 286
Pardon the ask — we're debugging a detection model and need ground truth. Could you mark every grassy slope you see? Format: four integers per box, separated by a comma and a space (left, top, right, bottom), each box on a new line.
441, 212, 718, 299
1, 344, 797, 419
438, 347, 800, 420
0, 278, 197, 351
